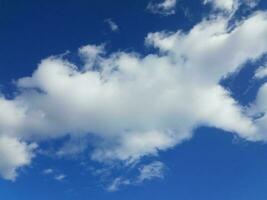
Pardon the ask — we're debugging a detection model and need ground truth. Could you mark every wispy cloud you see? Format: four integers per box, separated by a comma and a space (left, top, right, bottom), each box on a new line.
104, 18, 119, 32
105, 161, 165, 191
107, 177, 131, 192
42, 168, 54, 175
54, 174, 66, 181
42, 168, 67, 182
137, 161, 165, 183
147, 0, 177, 16
203, 0, 259, 14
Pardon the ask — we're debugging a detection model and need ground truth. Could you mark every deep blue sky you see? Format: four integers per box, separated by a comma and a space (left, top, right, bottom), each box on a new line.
1, 0, 267, 199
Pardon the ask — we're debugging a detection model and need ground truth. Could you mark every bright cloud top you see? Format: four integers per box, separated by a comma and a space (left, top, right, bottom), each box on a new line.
1, 5, 267, 183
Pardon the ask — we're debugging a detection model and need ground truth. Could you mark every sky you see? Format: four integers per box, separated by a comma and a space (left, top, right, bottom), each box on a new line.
1, 0, 267, 199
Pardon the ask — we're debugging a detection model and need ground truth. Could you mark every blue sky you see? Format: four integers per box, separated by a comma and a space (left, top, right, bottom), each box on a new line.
1, 0, 267, 199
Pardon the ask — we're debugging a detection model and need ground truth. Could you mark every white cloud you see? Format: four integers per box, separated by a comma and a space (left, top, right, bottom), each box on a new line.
79, 44, 105, 70
56, 137, 89, 157
255, 65, 267, 79
105, 18, 119, 32
1, 8, 267, 181
43, 168, 53, 175
203, 0, 238, 12
0, 136, 36, 181
147, 0, 177, 16
146, 12, 267, 85
54, 174, 66, 181
137, 161, 165, 182
107, 177, 130, 192
246, 83, 267, 140
91, 131, 178, 163
106, 161, 165, 191
245, 0, 260, 8
203, 0, 259, 13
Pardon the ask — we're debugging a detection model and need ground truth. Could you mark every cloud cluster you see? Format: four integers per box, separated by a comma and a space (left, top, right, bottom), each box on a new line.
1, 2, 267, 182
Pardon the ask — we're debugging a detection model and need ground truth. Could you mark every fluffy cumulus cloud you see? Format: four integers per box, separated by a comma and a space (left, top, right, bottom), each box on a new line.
147, 0, 177, 16
1, 1, 267, 182
79, 44, 105, 70
0, 136, 36, 181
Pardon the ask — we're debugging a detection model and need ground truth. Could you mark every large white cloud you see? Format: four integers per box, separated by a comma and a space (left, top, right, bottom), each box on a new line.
1, 8, 267, 180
